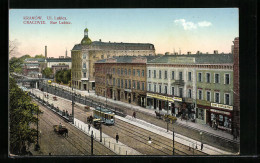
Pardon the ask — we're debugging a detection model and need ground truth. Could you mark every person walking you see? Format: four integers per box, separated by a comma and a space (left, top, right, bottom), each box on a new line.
133, 111, 136, 118
116, 133, 119, 143
88, 123, 91, 132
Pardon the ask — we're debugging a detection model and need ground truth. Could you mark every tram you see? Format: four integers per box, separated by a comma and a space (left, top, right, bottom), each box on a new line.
93, 106, 115, 125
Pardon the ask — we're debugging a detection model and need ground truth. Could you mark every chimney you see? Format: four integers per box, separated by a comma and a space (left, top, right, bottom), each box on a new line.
45, 46, 47, 58
214, 50, 218, 54
187, 51, 191, 55
99, 39, 102, 42
65, 49, 67, 58
165, 52, 170, 55
196, 51, 200, 54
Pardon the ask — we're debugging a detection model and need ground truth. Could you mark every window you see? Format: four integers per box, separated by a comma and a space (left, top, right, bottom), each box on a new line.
133, 69, 135, 76
154, 70, 156, 78
137, 70, 140, 77
179, 72, 183, 80
83, 53, 86, 59
164, 71, 167, 79
198, 73, 202, 82
129, 80, 131, 89
197, 108, 204, 120
101, 55, 104, 59
113, 78, 115, 86
125, 69, 127, 75
188, 72, 192, 81
207, 91, 211, 101
133, 81, 136, 89
121, 79, 123, 88
148, 70, 151, 78
154, 84, 157, 92
121, 69, 123, 75
125, 79, 127, 88
188, 89, 192, 98
215, 92, 220, 103
117, 69, 120, 75
128, 69, 131, 75
117, 79, 120, 87
159, 70, 162, 79
83, 63, 86, 69
148, 84, 151, 91
113, 68, 115, 74
165, 86, 168, 94
172, 71, 175, 79
142, 83, 144, 91
198, 90, 202, 100
137, 81, 140, 90
83, 72, 86, 78
142, 70, 144, 77
225, 74, 230, 84
159, 85, 162, 93
225, 93, 230, 105
172, 87, 175, 96
206, 73, 210, 83
179, 88, 183, 97
215, 74, 219, 83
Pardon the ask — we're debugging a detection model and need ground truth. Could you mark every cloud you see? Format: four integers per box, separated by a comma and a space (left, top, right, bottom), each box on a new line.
174, 19, 212, 30
198, 21, 212, 27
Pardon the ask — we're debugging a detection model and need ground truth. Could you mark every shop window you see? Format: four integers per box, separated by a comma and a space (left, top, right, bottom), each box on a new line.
215, 73, 219, 83
172, 71, 175, 80
164, 71, 167, 79
211, 113, 216, 121
188, 72, 192, 81
219, 115, 223, 122
197, 108, 204, 120
198, 72, 202, 82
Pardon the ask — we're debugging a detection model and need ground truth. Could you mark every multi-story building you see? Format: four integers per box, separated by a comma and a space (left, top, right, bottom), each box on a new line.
95, 56, 158, 107
71, 28, 156, 91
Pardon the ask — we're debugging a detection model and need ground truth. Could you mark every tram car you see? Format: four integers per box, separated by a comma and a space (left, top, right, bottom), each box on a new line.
93, 106, 115, 125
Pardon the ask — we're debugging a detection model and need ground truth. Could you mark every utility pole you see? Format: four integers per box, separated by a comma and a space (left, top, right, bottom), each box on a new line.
100, 104, 102, 142
172, 126, 175, 155
72, 88, 74, 124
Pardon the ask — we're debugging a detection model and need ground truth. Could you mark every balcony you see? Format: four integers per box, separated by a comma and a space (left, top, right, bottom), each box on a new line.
172, 80, 184, 86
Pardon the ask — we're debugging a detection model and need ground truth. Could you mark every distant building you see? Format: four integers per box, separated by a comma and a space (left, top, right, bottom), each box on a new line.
71, 28, 156, 91
52, 64, 69, 74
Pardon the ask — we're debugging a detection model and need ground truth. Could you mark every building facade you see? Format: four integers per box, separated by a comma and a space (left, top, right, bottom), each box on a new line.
71, 28, 156, 91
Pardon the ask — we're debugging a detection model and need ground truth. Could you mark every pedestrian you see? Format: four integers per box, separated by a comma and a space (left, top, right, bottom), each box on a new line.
201, 143, 203, 150
116, 133, 119, 143
88, 124, 91, 132
148, 136, 152, 144
133, 111, 136, 118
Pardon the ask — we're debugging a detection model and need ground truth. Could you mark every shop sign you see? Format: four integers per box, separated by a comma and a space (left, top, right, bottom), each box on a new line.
218, 125, 232, 131
210, 109, 230, 116
197, 100, 211, 106
124, 89, 131, 92
147, 93, 174, 102
173, 97, 182, 102
211, 103, 233, 111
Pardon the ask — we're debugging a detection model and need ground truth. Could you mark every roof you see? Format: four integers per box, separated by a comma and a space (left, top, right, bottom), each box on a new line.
46, 58, 71, 62
24, 58, 45, 62
96, 56, 160, 64
148, 54, 234, 64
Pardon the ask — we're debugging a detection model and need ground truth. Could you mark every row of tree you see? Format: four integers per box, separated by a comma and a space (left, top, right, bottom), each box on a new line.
9, 77, 42, 155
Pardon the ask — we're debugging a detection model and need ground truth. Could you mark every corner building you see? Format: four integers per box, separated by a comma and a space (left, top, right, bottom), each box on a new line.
71, 28, 156, 91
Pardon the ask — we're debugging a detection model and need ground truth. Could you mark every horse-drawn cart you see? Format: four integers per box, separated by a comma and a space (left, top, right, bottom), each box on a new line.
53, 125, 68, 137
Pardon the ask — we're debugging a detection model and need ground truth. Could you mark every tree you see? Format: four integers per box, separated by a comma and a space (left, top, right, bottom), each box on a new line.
55, 69, 71, 84
9, 77, 42, 155
9, 55, 32, 74
34, 54, 45, 58
42, 67, 53, 78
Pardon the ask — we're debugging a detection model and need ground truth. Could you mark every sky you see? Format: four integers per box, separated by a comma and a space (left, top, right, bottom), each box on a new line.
9, 9, 238, 58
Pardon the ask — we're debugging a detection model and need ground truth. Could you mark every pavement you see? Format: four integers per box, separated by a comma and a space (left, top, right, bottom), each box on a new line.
50, 83, 239, 142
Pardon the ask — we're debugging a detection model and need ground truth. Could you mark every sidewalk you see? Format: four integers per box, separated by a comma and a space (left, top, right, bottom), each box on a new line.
50, 83, 239, 142
73, 118, 142, 155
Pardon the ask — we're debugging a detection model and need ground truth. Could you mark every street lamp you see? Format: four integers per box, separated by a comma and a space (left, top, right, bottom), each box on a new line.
172, 126, 175, 155
200, 132, 203, 150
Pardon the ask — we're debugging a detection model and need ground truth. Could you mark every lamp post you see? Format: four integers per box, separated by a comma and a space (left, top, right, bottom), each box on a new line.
200, 132, 203, 150
72, 88, 74, 124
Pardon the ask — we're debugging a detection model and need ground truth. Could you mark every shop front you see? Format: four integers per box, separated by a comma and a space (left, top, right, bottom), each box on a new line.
196, 100, 211, 125
146, 93, 174, 113
209, 103, 233, 133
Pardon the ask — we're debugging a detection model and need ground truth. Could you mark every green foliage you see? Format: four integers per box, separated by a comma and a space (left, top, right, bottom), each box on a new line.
55, 69, 71, 84
9, 55, 31, 73
42, 67, 53, 78
9, 77, 42, 155
34, 54, 45, 58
